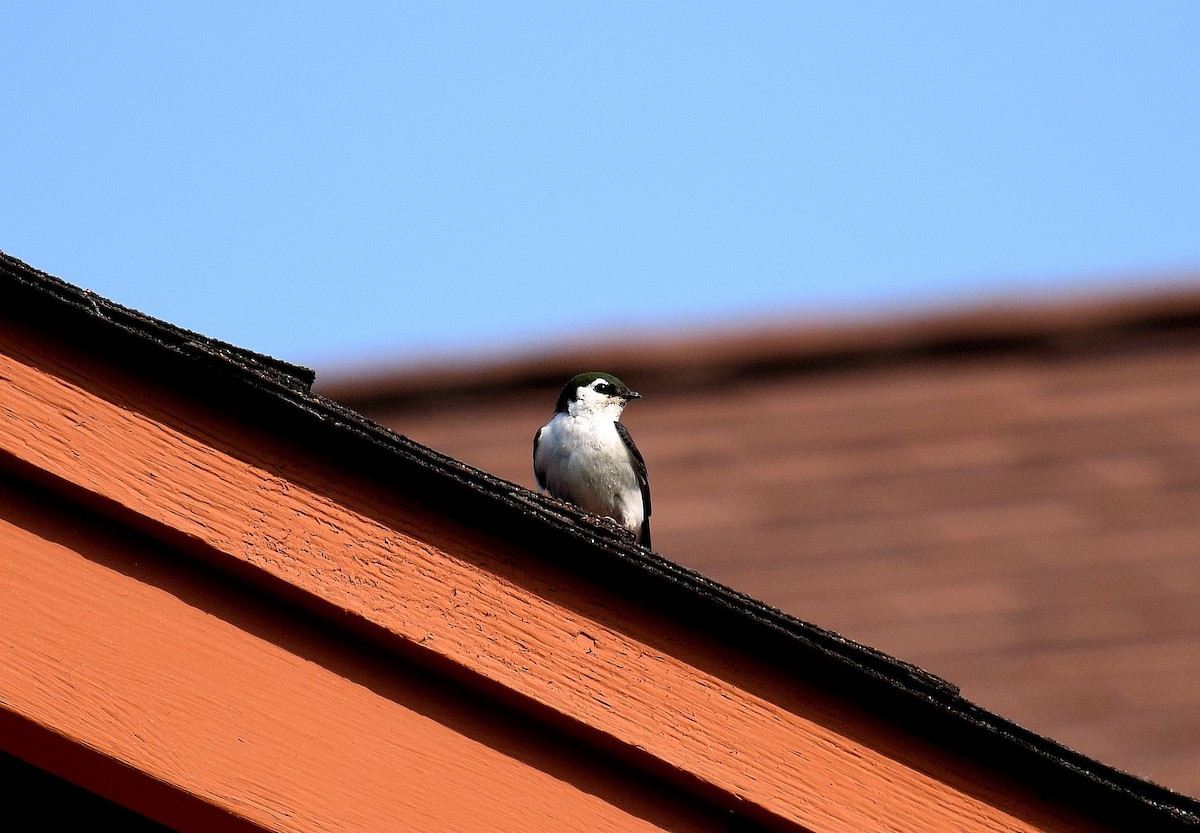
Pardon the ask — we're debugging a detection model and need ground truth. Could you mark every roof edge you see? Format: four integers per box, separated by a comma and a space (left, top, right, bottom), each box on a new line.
316, 278, 1200, 408
0, 251, 315, 393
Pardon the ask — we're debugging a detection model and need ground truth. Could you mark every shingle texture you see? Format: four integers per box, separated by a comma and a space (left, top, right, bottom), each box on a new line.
321, 289, 1200, 798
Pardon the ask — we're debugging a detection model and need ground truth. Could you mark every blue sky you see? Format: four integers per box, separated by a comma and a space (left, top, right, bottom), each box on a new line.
3, 3, 1198, 370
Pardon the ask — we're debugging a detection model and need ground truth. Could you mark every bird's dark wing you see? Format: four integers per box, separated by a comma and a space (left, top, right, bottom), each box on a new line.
533, 427, 546, 490
615, 421, 652, 547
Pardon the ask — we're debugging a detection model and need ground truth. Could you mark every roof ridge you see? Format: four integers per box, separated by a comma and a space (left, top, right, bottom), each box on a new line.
316, 279, 1200, 407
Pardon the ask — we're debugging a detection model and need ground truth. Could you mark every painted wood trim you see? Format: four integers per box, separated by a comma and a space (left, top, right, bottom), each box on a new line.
0, 480, 721, 833
0, 324, 1108, 833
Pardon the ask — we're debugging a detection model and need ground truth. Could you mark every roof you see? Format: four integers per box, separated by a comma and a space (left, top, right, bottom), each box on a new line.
321, 281, 1200, 409
321, 281, 1200, 800
1, 248, 1198, 831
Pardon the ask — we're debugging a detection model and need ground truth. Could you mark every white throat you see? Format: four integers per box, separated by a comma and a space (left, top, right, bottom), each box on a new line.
567, 392, 626, 421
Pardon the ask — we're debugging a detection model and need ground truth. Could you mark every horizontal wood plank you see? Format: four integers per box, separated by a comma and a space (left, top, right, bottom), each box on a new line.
0, 480, 721, 833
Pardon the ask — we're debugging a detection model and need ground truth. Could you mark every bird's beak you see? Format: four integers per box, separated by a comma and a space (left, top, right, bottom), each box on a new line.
624, 390, 642, 400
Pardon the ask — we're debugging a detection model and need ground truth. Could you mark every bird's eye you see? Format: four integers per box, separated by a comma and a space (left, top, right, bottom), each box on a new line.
596, 383, 615, 394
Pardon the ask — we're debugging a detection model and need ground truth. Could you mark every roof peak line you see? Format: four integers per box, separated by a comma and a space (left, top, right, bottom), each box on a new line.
316, 277, 1200, 407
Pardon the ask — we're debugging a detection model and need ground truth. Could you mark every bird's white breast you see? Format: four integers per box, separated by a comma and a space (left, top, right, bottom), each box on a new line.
535, 412, 644, 531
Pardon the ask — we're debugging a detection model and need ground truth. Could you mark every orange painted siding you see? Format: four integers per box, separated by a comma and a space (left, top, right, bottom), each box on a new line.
0, 474, 724, 833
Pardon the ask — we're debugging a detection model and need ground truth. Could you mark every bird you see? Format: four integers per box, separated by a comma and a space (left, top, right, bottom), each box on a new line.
533, 372, 652, 548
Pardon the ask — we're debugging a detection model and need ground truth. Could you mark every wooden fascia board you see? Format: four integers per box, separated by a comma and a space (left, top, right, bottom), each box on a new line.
0, 467, 728, 832
0, 314, 1156, 832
